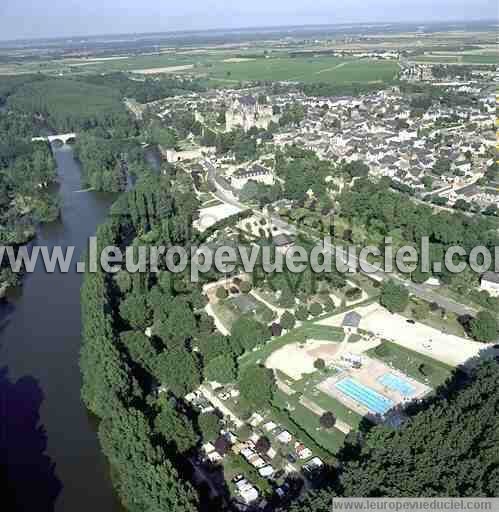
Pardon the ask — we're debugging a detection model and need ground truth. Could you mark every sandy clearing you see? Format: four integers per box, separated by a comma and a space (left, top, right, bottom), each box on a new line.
131, 64, 194, 75
195, 202, 242, 231
265, 340, 342, 381
319, 303, 489, 367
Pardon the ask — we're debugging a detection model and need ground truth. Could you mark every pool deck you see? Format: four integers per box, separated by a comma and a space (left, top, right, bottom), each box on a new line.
317, 356, 432, 420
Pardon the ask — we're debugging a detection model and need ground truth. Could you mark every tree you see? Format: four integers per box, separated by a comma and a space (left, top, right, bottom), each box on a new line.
154, 348, 201, 397
319, 412, 336, 429
155, 300, 197, 348
412, 301, 430, 321
197, 333, 230, 363
230, 315, 268, 354
280, 311, 296, 330
380, 280, 409, 313
99, 407, 198, 512
309, 303, 323, 317
240, 281, 252, 294
296, 306, 309, 321
154, 399, 199, 454
204, 354, 237, 384
470, 311, 498, 343
216, 287, 228, 300
255, 436, 271, 454
119, 292, 152, 331
239, 366, 276, 410
314, 359, 326, 371
198, 412, 221, 441
120, 331, 157, 373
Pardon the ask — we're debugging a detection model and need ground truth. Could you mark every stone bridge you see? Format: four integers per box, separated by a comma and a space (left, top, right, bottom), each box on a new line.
32, 133, 77, 145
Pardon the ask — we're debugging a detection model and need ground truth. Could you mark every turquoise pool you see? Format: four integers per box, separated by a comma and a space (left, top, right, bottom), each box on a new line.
378, 373, 416, 397
335, 378, 394, 415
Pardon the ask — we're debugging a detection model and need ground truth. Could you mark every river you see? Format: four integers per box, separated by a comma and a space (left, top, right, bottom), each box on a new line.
0, 145, 125, 512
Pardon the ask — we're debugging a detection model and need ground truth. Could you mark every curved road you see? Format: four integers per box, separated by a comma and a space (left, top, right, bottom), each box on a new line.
203, 159, 479, 319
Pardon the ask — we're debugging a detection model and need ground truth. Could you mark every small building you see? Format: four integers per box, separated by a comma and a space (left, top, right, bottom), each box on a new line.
248, 454, 267, 469
341, 352, 362, 369
481, 272, 499, 297
266, 447, 277, 460
249, 413, 264, 427
303, 457, 324, 473
235, 479, 259, 505
342, 311, 362, 330
295, 443, 313, 460
263, 421, 278, 433
258, 465, 275, 478
276, 430, 293, 444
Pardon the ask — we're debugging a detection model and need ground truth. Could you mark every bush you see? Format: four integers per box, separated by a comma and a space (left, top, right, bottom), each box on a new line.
345, 287, 362, 301
216, 287, 228, 300
319, 412, 336, 429
240, 281, 252, 294
295, 306, 309, 321
260, 307, 275, 323
280, 311, 296, 330
309, 303, 323, 317
314, 359, 326, 371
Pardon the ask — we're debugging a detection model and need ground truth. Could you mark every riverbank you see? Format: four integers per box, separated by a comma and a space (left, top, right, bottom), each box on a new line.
0, 145, 123, 512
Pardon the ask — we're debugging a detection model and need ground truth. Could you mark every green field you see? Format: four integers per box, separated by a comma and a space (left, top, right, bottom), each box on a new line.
304, 388, 364, 429
201, 56, 399, 84
366, 341, 454, 389
1, 51, 400, 86
414, 54, 498, 65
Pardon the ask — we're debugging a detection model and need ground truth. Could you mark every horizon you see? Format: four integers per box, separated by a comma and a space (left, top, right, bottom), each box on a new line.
0, 0, 497, 42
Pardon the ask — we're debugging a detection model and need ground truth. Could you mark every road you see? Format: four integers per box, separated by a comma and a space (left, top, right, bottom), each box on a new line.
203, 159, 478, 319
199, 384, 244, 429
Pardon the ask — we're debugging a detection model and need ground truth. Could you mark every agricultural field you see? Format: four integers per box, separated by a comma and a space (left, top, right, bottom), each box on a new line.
199, 56, 399, 84
0, 49, 400, 86
413, 53, 499, 65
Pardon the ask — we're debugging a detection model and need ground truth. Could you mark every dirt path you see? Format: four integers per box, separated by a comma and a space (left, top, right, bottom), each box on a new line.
315, 59, 355, 75
204, 304, 231, 336
199, 385, 244, 429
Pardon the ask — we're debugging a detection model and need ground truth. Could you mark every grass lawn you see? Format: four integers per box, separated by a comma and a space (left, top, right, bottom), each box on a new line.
269, 391, 341, 460
403, 298, 467, 338
303, 388, 364, 429
366, 341, 454, 389
290, 402, 346, 455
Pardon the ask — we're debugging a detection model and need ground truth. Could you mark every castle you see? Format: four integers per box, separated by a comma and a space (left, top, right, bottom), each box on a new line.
226, 96, 275, 132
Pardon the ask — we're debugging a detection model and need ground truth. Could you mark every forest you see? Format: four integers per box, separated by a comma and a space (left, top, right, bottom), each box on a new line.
336, 178, 499, 301
287, 359, 499, 510
7, 78, 132, 133
80, 172, 279, 510
0, 109, 59, 292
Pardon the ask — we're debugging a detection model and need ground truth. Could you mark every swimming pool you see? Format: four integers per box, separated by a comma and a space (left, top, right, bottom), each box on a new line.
378, 373, 416, 397
335, 378, 394, 415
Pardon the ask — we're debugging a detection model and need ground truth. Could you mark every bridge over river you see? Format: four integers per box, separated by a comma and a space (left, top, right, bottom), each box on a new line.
32, 133, 77, 145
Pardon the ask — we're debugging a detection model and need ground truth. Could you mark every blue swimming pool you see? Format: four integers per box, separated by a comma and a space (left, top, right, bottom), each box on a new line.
378, 373, 416, 397
335, 378, 394, 415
